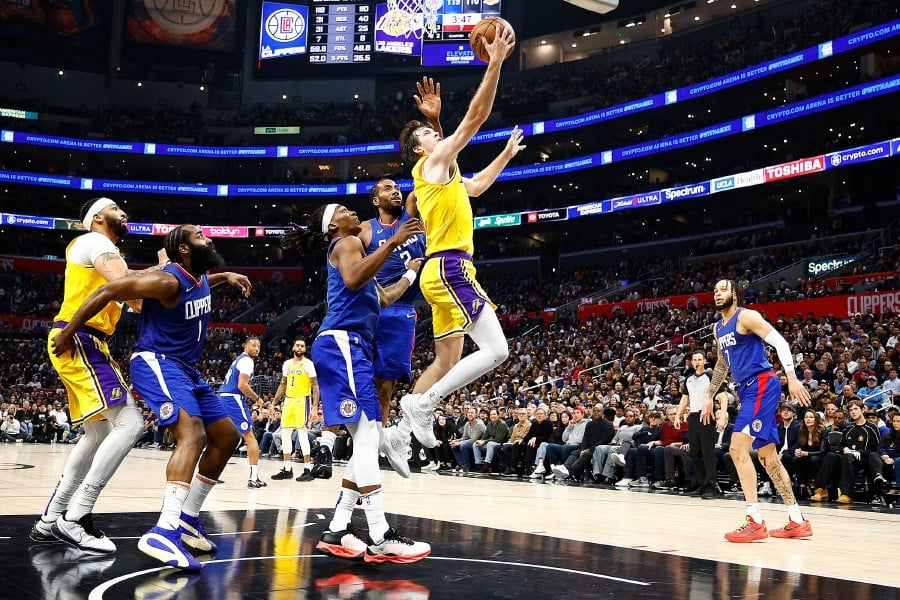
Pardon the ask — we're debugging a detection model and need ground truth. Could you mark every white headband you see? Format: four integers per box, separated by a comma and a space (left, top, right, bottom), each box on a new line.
321, 203, 339, 234
81, 197, 116, 230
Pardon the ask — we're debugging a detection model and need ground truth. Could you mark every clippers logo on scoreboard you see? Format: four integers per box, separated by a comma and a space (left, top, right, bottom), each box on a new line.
260, 2, 309, 60
267, 8, 306, 42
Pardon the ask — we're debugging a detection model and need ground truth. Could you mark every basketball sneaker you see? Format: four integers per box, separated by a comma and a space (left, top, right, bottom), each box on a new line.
528, 464, 546, 478
271, 468, 294, 480
247, 478, 267, 488
179, 512, 217, 553
29, 518, 59, 544
610, 452, 626, 467
769, 519, 813, 539
138, 525, 201, 570
52, 512, 116, 554
381, 426, 411, 478
364, 528, 431, 564
316, 528, 369, 561
311, 446, 333, 479
296, 468, 315, 482
724, 517, 768, 543
400, 394, 437, 448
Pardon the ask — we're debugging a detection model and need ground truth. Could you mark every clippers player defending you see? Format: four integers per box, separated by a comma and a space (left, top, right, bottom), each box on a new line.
219, 337, 267, 488
281, 204, 429, 563
706, 279, 812, 542
396, 29, 523, 448
52, 225, 251, 570
271, 338, 319, 482
360, 178, 427, 477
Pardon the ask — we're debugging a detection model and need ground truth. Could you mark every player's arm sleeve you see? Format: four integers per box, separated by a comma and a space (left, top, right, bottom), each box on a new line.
763, 330, 795, 373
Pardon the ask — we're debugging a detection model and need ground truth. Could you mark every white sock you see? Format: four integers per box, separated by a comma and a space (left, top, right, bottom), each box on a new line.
249, 465, 258, 480
157, 482, 190, 530
283, 460, 293, 471
746, 503, 763, 524
786, 503, 804, 524
182, 473, 216, 518
320, 430, 336, 452
419, 309, 508, 411
328, 487, 361, 532
361, 488, 389, 543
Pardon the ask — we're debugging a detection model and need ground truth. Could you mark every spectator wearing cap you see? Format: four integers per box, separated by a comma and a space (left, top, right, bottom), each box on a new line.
775, 403, 802, 475
810, 380, 837, 410
858, 376, 885, 410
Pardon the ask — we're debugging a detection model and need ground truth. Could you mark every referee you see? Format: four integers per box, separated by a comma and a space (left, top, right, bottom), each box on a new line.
675, 351, 727, 499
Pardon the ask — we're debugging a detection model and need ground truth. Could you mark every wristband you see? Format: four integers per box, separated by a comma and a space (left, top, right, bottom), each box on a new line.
402, 269, 417, 285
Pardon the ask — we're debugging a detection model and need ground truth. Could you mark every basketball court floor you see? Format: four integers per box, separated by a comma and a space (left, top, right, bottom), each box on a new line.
2, 443, 898, 599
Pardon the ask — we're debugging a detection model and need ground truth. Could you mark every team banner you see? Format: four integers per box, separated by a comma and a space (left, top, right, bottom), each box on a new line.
259, 1, 309, 60
577, 290, 900, 322
578, 293, 714, 319
126, 0, 237, 50
0, 314, 266, 337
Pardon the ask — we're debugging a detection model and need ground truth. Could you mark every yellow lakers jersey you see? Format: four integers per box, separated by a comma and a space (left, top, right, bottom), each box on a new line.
412, 156, 474, 256
283, 357, 315, 398
54, 234, 123, 335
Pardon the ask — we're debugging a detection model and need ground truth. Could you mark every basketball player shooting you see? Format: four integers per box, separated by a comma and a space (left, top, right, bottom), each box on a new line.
395, 24, 524, 448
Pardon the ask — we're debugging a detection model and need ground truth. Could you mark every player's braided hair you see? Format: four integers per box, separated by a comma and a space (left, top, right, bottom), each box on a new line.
163, 225, 192, 265
728, 279, 745, 306
280, 205, 331, 255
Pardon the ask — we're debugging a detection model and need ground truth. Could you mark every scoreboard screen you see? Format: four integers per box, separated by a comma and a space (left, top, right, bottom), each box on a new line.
422, 0, 502, 67
309, 0, 373, 64
259, 0, 505, 69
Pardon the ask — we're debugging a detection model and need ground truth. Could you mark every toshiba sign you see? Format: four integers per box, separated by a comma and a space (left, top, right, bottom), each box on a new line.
764, 156, 825, 182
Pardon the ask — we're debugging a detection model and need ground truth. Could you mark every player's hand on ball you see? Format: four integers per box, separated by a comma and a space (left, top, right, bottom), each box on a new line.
484, 25, 515, 63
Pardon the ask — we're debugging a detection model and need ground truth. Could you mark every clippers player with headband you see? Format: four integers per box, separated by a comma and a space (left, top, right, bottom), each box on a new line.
705, 279, 812, 542
280, 203, 429, 563
51, 224, 252, 570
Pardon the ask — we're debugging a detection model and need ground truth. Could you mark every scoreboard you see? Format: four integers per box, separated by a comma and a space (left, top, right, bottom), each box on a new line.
259, 0, 506, 68
309, 0, 373, 64
422, 0, 502, 66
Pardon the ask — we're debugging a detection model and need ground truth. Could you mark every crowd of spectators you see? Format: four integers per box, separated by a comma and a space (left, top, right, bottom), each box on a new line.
2, 236, 897, 508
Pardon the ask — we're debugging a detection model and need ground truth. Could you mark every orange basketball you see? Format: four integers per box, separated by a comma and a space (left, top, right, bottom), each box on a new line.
469, 17, 515, 63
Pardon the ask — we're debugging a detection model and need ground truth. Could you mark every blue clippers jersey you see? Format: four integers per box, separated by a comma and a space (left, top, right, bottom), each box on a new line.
135, 264, 211, 366
715, 307, 772, 385
219, 352, 250, 396
365, 209, 426, 305
319, 238, 379, 341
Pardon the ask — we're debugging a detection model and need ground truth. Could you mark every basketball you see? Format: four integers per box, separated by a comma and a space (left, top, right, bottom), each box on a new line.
469, 17, 515, 63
